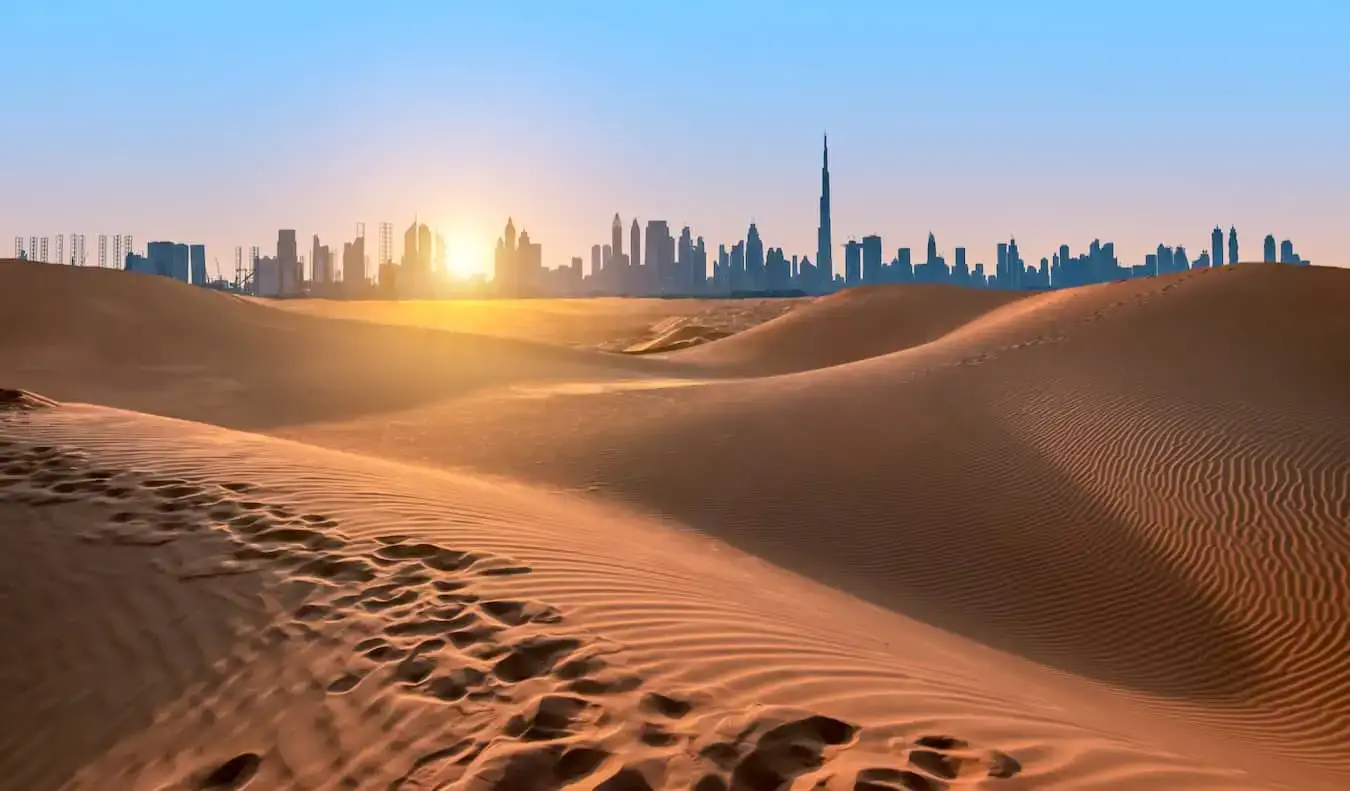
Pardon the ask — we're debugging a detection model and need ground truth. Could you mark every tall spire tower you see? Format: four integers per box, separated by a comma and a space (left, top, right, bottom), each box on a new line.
816, 133, 833, 291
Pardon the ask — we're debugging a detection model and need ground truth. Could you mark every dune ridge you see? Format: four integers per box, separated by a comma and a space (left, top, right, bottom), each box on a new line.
1, 260, 1348, 789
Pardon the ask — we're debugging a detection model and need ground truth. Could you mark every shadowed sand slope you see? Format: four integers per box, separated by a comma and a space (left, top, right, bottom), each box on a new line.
0, 404, 1298, 791
0, 259, 699, 429
663, 283, 1032, 374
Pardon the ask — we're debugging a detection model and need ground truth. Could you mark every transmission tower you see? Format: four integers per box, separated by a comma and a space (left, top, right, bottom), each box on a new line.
234, 246, 242, 289
250, 246, 260, 295
98, 234, 107, 268
28, 237, 37, 261
12, 237, 20, 258
124, 234, 133, 259
112, 235, 123, 268
75, 234, 86, 266
39, 237, 49, 263
56, 235, 65, 266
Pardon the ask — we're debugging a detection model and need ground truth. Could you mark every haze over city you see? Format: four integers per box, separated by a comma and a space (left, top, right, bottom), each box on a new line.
4, 0, 1347, 276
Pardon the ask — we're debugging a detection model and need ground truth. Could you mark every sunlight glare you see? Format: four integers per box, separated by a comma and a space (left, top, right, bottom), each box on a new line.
445, 232, 489, 279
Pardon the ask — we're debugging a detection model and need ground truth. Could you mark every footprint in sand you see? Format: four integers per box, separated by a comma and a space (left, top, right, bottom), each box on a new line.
192, 752, 261, 790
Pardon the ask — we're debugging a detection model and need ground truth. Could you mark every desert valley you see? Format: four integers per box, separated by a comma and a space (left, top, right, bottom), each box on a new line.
0, 257, 1347, 791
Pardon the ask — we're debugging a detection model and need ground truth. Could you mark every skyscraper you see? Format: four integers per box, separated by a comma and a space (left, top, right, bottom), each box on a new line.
677, 226, 694, 293
844, 240, 861, 286
277, 229, 298, 295
1263, 234, 1277, 263
629, 220, 641, 267
343, 229, 366, 285
494, 217, 521, 297
645, 220, 673, 294
746, 222, 764, 291
862, 235, 882, 284
816, 134, 833, 292
313, 234, 323, 285
189, 244, 206, 285
1228, 226, 1239, 265
611, 214, 623, 268
1211, 226, 1224, 268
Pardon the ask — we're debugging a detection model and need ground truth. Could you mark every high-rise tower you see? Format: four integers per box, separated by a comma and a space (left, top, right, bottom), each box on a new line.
1228, 226, 1239, 265
816, 134, 833, 292
630, 219, 641, 270
1211, 226, 1224, 268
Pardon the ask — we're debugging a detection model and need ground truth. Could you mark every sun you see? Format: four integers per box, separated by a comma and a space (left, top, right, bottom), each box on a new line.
443, 232, 490, 279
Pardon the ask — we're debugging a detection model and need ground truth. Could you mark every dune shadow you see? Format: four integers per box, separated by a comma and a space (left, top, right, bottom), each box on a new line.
0, 442, 285, 791
502, 386, 1275, 712
0, 300, 700, 432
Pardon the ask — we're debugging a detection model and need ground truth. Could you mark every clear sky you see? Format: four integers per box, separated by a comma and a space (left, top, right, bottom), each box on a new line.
3, 0, 1346, 278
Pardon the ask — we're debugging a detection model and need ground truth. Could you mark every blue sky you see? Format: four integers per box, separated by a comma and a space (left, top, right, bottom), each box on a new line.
2, 0, 1346, 276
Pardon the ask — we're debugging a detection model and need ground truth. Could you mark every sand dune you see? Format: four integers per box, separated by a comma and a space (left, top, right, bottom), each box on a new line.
621, 324, 732, 354
0, 404, 1279, 791
0, 260, 716, 430
663, 283, 1031, 374
1, 259, 1348, 790
261, 292, 802, 352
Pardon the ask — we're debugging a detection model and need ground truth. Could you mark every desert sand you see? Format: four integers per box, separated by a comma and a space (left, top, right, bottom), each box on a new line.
0, 257, 1347, 791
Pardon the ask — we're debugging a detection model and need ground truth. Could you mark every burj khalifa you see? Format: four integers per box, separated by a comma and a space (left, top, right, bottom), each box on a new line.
816, 134, 833, 291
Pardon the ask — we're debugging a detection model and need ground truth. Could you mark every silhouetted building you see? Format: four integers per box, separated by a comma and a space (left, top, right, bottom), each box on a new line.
1278, 239, 1306, 264
277, 229, 298, 295
343, 231, 366, 285
1212, 226, 1224, 268
645, 220, 674, 294
844, 240, 861, 286
146, 241, 190, 282
189, 244, 206, 285
1228, 226, 1239, 266
1263, 234, 1277, 263
953, 247, 969, 285
311, 235, 334, 286
253, 255, 281, 296
816, 134, 833, 292
861, 235, 882, 284
745, 223, 765, 291
629, 219, 641, 293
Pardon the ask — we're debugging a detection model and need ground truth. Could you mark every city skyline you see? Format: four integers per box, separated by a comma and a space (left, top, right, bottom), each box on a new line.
2, 1, 1345, 277
7, 133, 1315, 296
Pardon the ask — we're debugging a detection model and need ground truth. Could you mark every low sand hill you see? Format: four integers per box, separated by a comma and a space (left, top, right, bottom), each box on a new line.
1, 259, 1348, 790
663, 283, 1032, 374
0, 259, 706, 430
621, 324, 732, 354
263, 293, 803, 351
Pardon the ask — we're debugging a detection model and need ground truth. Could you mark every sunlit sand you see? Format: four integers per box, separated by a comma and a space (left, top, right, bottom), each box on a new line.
1, 257, 1348, 791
